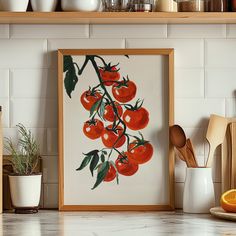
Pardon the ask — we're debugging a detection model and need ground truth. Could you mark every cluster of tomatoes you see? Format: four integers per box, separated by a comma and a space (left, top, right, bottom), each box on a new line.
80, 64, 153, 183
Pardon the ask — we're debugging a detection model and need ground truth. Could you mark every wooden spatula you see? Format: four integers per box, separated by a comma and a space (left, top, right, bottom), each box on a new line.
206, 114, 228, 167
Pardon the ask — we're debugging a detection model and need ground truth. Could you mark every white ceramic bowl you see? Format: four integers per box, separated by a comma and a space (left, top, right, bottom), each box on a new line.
0, 0, 29, 11
31, 0, 58, 12
61, 0, 101, 12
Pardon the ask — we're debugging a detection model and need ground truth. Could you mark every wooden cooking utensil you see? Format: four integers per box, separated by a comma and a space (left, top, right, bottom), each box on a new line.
230, 123, 236, 189
186, 139, 198, 167
206, 114, 228, 167
170, 125, 197, 167
221, 125, 231, 193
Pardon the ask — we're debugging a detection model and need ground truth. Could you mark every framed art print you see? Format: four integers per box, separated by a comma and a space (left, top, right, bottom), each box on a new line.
58, 49, 174, 211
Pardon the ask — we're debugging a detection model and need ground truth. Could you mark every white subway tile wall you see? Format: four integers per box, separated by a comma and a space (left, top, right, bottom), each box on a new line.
0, 24, 235, 208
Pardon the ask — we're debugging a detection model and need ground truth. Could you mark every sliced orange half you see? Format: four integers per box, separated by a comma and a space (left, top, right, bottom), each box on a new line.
221, 189, 236, 213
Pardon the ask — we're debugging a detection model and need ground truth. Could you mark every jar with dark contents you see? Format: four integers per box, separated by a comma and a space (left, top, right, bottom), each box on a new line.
178, 0, 205, 12
232, 0, 236, 11
208, 0, 228, 12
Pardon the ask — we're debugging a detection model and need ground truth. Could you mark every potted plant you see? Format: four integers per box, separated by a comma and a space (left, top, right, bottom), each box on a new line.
5, 124, 41, 214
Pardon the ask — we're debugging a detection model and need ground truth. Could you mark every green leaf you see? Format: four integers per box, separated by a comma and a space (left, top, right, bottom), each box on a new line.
90, 153, 99, 177
102, 150, 107, 155
101, 154, 105, 162
92, 161, 110, 190
110, 161, 119, 185
83, 150, 99, 156
64, 55, 73, 72
76, 155, 92, 171
90, 99, 101, 117
99, 101, 106, 119
64, 66, 78, 98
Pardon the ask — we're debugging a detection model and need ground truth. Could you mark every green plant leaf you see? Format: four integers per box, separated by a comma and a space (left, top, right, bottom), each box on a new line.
92, 161, 110, 190
63, 55, 73, 72
90, 153, 99, 177
76, 155, 92, 171
90, 99, 101, 117
101, 154, 105, 163
64, 66, 78, 98
99, 101, 106, 118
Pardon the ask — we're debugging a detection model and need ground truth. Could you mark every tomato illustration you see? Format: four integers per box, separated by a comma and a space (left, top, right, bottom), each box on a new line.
128, 140, 153, 165
123, 107, 149, 131
104, 164, 116, 182
99, 65, 120, 86
112, 80, 137, 103
80, 89, 102, 111
103, 102, 123, 122
83, 119, 104, 140
101, 125, 126, 148
115, 153, 139, 176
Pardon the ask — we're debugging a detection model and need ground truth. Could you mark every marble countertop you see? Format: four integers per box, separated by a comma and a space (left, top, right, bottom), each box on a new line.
1, 210, 236, 236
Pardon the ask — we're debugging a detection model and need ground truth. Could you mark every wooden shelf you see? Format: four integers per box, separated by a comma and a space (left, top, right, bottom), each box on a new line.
1, 12, 236, 24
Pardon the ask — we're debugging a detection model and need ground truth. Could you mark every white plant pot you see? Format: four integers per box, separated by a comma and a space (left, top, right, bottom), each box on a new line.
0, 0, 29, 12
61, 0, 101, 12
9, 174, 42, 213
183, 168, 215, 213
31, 0, 58, 12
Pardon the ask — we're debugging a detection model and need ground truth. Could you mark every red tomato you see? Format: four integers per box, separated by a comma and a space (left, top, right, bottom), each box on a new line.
80, 90, 102, 111
128, 141, 153, 165
115, 153, 139, 176
83, 119, 104, 140
101, 125, 126, 148
123, 107, 149, 131
103, 102, 123, 122
99, 66, 120, 86
112, 81, 137, 103
104, 164, 116, 182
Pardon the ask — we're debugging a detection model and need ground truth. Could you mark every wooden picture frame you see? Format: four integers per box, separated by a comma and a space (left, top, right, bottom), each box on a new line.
58, 49, 175, 211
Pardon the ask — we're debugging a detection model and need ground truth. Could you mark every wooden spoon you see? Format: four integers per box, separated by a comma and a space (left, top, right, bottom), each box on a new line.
170, 125, 196, 167
206, 114, 228, 167
186, 139, 198, 167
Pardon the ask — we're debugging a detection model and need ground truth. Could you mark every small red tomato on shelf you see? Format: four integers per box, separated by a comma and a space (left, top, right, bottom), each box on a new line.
83, 119, 104, 140
101, 125, 126, 148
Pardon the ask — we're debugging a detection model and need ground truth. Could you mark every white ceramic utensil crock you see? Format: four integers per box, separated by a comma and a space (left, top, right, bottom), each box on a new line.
31, 0, 58, 12
183, 168, 215, 213
0, 0, 29, 11
61, 0, 101, 12
9, 174, 42, 212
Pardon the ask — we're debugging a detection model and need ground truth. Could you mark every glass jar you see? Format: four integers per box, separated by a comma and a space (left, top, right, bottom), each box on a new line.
156, 0, 178, 12
232, 0, 236, 11
132, 0, 153, 12
178, 0, 205, 12
103, 0, 122, 11
208, 0, 228, 12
